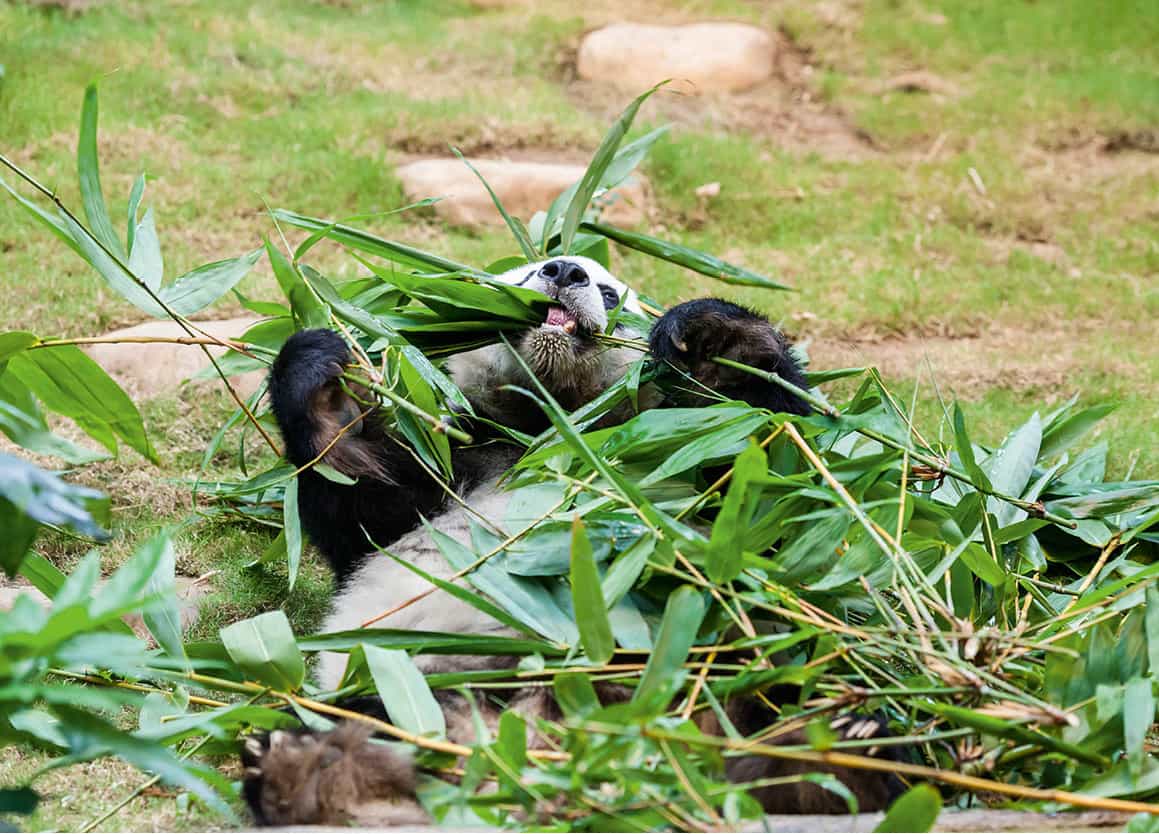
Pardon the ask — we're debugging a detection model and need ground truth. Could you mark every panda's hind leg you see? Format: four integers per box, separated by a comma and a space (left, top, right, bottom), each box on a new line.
705, 695, 909, 814
241, 719, 427, 827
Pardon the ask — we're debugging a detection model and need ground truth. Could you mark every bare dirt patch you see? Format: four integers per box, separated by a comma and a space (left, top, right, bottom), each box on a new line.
807, 321, 1140, 398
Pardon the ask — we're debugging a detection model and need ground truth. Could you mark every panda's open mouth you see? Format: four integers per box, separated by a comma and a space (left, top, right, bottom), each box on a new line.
544, 305, 581, 335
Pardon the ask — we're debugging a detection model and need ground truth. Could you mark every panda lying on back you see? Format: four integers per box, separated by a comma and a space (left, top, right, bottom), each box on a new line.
242, 256, 902, 825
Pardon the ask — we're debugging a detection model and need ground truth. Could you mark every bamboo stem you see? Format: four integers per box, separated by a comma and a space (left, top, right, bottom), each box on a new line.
341, 371, 473, 445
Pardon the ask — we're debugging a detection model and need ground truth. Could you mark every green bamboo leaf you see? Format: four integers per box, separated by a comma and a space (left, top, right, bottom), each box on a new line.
581, 221, 792, 290
159, 248, 263, 316
0, 454, 106, 577
425, 521, 578, 645
363, 644, 446, 737
952, 403, 991, 492
77, 82, 124, 259
1146, 587, 1159, 678
140, 533, 188, 665
706, 440, 767, 583
0, 174, 86, 260
49, 707, 229, 815
6, 345, 156, 462
601, 536, 655, 607
634, 585, 705, 705
554, 671, 599, 718
983, 411, 1041, 526
1125, 677, 1153, 777
0, 368, 108, 464
17, 552, 68, 598
771, 512, 850, 584
126, 207, 164, 292
56, 207, 166, 316
558, 85, 661, 255
0, 331, 37, 364
220, 610, 305, 691
283, 475, 302, 590
300, 628, 561, 657
1040, 404, 1117, 460
569, 515, 614, 663
873, 784, 941, 833
272, 209, 482, 276
125, 172, 145, 253
496, 710, 527, 769
1047, 483, 1159, 520
373, 543, 536, 637
265, 238, 328, 326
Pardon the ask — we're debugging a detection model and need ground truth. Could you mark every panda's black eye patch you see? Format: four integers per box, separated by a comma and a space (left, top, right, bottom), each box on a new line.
598, 284, 620, 310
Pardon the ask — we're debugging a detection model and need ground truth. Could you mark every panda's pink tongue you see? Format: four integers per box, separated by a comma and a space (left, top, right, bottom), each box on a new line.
546, 306, 577, 331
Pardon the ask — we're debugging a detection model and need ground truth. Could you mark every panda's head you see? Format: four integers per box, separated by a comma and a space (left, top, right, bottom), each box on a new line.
448, 256, 649, 429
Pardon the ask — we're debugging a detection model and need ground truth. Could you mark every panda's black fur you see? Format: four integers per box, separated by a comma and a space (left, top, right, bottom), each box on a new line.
243, 257, 904, 825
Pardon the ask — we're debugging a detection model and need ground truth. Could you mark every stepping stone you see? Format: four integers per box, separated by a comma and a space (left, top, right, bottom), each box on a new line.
395, 158, 649, 230
83, 317, 264, 400
577, 23, 775, 94
0, 573, 210, 642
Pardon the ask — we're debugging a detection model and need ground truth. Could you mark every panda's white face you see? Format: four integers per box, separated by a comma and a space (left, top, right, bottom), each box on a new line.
449, 256, 647, 427
490, 255, 642, 334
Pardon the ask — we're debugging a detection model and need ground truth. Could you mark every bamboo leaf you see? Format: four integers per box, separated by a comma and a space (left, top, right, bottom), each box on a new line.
558, 85, 662, 255
873, 784, 941, 833
581, 221, 792, 290
634, 585, 705, 705
159, 248, 263, 316
127, 207, 164, 292
220, 611, 305, 691
272, 209, 483, 276
6, 345, 156, 462
569, 516, 614, 663
452, 148, 537, 261
77, 82, 123, 259
363, 644, 446, 737
140, 533, 188, 665
282, 475, 302, 591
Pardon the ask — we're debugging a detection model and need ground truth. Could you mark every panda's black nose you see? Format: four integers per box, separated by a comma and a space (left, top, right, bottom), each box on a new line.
540, 259, 589, 288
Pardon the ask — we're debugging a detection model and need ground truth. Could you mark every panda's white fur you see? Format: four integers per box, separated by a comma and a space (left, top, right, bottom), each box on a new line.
317, 256, 644, 688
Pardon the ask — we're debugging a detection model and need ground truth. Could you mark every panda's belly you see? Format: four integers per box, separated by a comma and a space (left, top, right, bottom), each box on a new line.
315, 484, 516, 690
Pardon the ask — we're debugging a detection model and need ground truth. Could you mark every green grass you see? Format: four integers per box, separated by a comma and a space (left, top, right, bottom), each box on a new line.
1, 0, 1156, 828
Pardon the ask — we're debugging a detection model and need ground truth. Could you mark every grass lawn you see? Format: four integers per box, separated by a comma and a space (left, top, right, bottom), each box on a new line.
1, 0, 1156, 829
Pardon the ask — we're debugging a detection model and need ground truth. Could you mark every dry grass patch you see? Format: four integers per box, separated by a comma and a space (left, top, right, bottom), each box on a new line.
809, 321, 1145, 398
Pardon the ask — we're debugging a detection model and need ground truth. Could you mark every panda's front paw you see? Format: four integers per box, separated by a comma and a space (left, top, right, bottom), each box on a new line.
648, 299, 811, 415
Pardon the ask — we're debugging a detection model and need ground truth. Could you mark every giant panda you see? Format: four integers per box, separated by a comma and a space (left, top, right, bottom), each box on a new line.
241, 255, 903, 825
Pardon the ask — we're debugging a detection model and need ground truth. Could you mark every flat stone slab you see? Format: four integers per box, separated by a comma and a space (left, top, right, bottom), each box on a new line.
577, 22, 775, 94
83, 317, 263, 400
252, 808, 1131, 832
752, 809, 1131, 832
0, 573, 211, 641
396, 158, 648, 229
